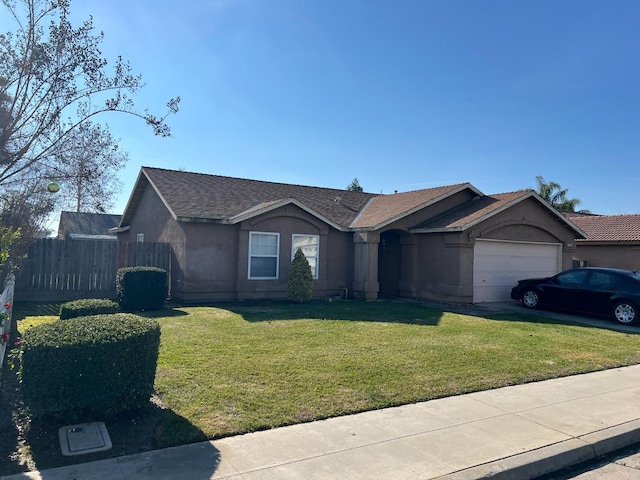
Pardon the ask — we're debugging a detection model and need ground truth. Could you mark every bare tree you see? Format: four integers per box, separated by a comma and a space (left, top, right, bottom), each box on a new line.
52, 121, 127, 213
0, 0, 180, 188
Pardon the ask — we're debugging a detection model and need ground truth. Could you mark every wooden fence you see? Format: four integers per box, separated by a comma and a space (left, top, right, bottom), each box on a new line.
14, 238, 171, 301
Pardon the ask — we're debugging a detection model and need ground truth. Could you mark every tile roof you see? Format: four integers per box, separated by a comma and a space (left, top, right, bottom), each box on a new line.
58, 211, 121, 238
566, 214, 640, 242
123, 167, 482, 231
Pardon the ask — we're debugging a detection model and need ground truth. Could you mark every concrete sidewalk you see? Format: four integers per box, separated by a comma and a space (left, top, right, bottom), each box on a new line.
4, 365, 640, 480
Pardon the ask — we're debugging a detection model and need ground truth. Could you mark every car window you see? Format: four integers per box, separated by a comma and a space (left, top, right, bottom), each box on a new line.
588, 272, 620, 288
555, 270, 589, 285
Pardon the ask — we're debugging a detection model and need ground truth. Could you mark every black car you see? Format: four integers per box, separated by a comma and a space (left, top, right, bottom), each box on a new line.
510, 267, 640, 325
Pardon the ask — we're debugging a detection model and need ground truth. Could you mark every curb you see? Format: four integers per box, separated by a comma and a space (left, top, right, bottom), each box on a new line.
439, 419, 640, 480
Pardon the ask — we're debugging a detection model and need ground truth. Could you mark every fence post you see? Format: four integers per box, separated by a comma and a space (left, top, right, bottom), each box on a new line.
0, 273, 16, 368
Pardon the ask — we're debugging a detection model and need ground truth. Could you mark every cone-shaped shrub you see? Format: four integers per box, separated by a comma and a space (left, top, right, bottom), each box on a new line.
287, 248, 313, 303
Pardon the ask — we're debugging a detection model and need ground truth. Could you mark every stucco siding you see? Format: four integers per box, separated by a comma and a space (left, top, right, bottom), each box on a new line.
410, 234, 475, 303
118, 185, 187, 298
574, 244, 640, 271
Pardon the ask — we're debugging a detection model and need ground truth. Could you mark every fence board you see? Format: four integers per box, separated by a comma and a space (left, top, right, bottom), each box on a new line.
15, 239, 170, 301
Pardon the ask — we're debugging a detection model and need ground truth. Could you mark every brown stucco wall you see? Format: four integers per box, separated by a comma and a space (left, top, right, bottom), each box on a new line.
393, 197, 580, 303
573, 243, 640, 270
121, 191, 357, 302
117, 184, 187, 298
476, 197, 578, 271
174, 205, 354, 302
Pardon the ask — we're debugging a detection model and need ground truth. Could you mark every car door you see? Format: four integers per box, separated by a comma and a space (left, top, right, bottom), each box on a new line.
544, 269, 590, 311
580, 271, 620, 316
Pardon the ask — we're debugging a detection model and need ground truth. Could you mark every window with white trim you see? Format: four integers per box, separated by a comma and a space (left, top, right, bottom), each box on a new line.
137, 233, 144, 243
249, 232, 279, 279
292, 234, 319, 279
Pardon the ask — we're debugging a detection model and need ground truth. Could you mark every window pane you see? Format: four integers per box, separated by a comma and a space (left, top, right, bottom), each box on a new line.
251, 233, 277, 256
292, 235, 319, 278
557, 270, 588, 285
307, 258, 317, 274
249, 232, 279, 279
250, 257, 277, 278
294, 236, 317, 248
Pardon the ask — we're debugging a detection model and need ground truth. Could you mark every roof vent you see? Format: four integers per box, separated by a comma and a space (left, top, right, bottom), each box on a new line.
334, 196, 342, 203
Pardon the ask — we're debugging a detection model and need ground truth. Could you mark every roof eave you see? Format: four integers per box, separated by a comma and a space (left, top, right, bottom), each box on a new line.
350, 183, 483, 230
119, 167, 180, 228
409, 191, 589, 238
229, 198, 348, 231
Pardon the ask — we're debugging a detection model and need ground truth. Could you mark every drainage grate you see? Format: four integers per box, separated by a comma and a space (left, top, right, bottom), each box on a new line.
59, 422, 112, 456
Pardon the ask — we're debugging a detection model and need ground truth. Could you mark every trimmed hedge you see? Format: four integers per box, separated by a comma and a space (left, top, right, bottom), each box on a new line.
116, 267, 168, 312
59, 298, 119, 320
21, 313, 160, 418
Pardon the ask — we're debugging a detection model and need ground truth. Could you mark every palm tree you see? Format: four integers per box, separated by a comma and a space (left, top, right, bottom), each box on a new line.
535, 176, 585, 213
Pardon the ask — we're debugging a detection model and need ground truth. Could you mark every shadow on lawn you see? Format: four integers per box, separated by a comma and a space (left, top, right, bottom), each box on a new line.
484, 310, 640, 334
0, 338, 210, 478
0, 355, 212, 477
218, 299, 443, 326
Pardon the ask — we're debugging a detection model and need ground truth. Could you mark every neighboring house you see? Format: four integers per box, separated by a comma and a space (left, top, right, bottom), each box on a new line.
115, 167, 585, 303
57, 211, 121, 240
566, 214, 640, 271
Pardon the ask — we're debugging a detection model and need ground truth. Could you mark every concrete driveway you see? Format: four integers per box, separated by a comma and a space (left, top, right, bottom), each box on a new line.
468, 300, 640, 335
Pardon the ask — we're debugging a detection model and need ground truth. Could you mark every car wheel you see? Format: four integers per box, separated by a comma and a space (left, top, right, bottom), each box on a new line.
522, 289, 541, 309
613, 301, 638, 325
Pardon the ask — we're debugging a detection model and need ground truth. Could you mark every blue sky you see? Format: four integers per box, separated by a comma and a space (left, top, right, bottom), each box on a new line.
7, 0, 640, 216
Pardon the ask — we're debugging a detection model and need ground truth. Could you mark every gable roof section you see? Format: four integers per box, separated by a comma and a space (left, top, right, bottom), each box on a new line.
120, 168, 583, 237
350, 183, 481, 230
121, 167, 374, 230
412, 190, 586, 237
566, 214, 640, 242
58, 211, 121, 238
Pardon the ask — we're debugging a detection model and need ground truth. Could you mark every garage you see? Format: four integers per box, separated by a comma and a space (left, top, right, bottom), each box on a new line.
473, 239, 562, 303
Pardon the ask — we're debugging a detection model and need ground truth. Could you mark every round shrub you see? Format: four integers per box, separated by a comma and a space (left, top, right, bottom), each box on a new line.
21, 313, 160, 418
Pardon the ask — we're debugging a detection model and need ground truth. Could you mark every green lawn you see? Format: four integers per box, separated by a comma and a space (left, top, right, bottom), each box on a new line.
14, 300, 640, 447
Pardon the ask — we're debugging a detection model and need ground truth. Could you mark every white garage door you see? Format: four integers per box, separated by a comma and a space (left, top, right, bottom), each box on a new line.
473, 239, 561, 303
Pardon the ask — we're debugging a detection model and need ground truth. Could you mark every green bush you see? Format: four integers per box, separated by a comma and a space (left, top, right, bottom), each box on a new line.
116, 267, 168, 312
21, 313, 161, 418
287, 248, 313, 303
59, 298, 119, 320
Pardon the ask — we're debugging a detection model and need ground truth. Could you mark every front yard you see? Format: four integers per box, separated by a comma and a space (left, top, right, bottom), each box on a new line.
3, 299, 640, 473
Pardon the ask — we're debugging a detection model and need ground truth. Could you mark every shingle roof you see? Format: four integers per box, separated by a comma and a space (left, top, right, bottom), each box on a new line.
566, 214, 640, 242
122, 167, 481, 231
58, 211, 121, 238
411, 190, 585, 237
119, 168, 584, 237
412, 191, 532, 231
350, 183, 479, 229
137, 167, 373, 229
